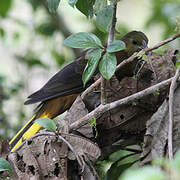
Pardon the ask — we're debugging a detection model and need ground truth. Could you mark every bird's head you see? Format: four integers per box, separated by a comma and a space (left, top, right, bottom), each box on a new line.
122, 31, 148, 56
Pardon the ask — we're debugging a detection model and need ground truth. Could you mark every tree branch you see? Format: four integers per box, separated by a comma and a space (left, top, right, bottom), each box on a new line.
146, 32, 180, 52
81, 78, 101, 100
72, 77, 174, 130
168, 66, 180, 160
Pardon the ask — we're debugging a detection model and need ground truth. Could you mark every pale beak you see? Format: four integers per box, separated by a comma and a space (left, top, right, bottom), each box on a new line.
139, 40, 149, 55
140, 40, 148, 50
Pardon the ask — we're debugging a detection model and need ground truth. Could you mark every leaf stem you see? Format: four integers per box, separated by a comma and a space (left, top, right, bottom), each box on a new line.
168, 66, 180, 160
101, 2, 117, 105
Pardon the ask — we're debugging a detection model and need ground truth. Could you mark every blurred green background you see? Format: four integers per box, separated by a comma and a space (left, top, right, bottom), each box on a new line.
0, 0, 179, 140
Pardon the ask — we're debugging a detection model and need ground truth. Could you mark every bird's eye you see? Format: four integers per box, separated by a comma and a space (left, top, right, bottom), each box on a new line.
132, 40, 138, 45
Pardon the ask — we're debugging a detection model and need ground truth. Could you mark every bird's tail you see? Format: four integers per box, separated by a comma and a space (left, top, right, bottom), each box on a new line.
9, 114, 50, 152
9, 94, 79, 152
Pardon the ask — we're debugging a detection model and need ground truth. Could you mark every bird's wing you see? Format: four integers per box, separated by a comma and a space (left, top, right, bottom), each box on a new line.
24, 57, 88, 105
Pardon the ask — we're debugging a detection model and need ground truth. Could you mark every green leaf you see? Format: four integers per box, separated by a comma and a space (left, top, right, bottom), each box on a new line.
99, 52, 117, 80
88, 117, 96, 126
76, 0, 95, 18
47, 0, 60, 13
109, 150, 135, 163
107, 40, 126, 53
96, 5, 114, 33
0, 0, 12, 18
120, 167, 166, 180
35, 118, 56, 132
69, 0, 78, 7
0, 158, 12, 175
82, 48, 102, 86
96, 160, 109, 179
88, 117, 98, 137
107, 151, 139, 180
64, 32, 103, 49
94, 0, 107, 14
105, 162, 134, 180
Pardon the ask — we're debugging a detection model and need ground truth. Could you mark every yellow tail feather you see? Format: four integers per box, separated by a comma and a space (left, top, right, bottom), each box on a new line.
10, 114, 50, 152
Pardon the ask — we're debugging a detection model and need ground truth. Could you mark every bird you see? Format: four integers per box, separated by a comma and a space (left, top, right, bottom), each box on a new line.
9, 31, 148, 152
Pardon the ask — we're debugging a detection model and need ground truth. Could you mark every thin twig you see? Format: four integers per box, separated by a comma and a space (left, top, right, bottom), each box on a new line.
147, 55, 158, 82
83, 155, 100, 180
72, 77, 174, 130
81, 32, 180, 100
81, 78, 101, 100
101, 3, 117, 105
135, 60, 146, 91
101, 77, 106, 105
168, 66, 180, 160
146, 32, 180, 52
58, 134, 85, 171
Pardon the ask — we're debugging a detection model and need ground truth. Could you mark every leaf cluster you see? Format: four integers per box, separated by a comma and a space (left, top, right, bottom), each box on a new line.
64, 32, 125, 86
96, 150, 180, 180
